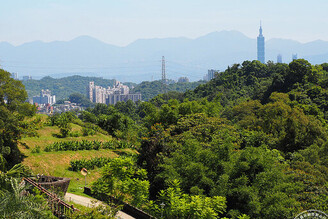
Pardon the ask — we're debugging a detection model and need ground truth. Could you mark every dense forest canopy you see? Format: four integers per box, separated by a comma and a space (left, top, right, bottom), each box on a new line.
78, 59, 328, 218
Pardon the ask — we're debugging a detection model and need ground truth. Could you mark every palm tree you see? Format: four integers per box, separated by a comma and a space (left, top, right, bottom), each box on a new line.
0, 178, 54, 219
0, 161, 54, 219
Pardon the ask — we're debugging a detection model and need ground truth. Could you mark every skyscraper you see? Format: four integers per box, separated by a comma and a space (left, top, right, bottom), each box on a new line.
257, 23, 265, 63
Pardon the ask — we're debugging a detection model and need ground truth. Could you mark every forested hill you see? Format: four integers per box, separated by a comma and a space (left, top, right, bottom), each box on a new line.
131, 80, 205, 101
22, 75, 119, 100
186, 60, 328, 107
74, 59, 328, 218
22, 75, 204, 101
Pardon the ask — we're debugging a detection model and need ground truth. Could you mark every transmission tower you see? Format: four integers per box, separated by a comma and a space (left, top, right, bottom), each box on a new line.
161, 56, 167, 93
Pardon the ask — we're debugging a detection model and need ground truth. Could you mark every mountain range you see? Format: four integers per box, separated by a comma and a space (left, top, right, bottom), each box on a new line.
1, 30, 328, 83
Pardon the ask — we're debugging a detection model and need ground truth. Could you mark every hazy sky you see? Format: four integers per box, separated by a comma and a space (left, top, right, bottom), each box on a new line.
1, 0, 328, 46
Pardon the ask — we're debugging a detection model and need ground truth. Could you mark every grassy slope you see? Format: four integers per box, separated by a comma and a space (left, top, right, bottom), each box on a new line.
19, 115, 134, 197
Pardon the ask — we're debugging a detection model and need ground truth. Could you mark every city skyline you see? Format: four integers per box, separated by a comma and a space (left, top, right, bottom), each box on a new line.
1, 0, 328, 46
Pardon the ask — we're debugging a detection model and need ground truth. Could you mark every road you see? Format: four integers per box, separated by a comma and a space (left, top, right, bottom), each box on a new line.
65, 192, 135, 219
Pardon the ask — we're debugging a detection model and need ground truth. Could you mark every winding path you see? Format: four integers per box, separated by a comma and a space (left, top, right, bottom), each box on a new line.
64, 192, 135, 219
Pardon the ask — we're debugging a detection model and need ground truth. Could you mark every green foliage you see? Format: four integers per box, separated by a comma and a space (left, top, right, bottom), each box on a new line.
145, 180, 227, 219
22, 75, 123, 100
16, 59, 328, 218
44, 139, 133, 152
0, 164, 52, 218
31, 146, 41, 154
114, 99, 138, 119
60, 112, 76, 136
0, 69, 36, 168
0, 178, 54, 219
0, 164, 31, 193
97, 112, 134, 137
69, 157, 112, 171
229, 93, 327, 153
48, 111, 77, 137
75, 59, 328, 218
81, 127, 96, 136
68, 92, 94, 107
92, 157, 149, 208
132, 80, 205, 101
70, 203, 117, 219
285, 160, 328, 211
81, 103, 140, 141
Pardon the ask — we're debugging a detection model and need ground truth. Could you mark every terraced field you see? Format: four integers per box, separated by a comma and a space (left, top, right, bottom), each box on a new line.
19, 114, 136, 196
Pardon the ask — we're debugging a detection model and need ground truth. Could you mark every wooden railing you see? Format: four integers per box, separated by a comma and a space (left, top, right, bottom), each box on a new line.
85, 187, 155, 219
23, 177, 78, 218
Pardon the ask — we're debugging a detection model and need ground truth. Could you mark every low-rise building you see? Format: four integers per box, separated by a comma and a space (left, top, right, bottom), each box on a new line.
178, 77, 189, 83
23, 75, 32, 81
11, 73, 18, 80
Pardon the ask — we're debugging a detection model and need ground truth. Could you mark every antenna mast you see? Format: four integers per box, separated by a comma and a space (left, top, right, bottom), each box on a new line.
162, 56, 167, 93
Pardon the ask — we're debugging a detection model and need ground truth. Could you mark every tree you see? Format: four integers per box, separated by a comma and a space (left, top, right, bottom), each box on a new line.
0, 69, 36, 168
0, 163, 53, 219
68, 93, 94, 107
0, 178, 53, 219
145, 180, 227, 219
285, 59, 312, 87
92, 157, 149, 208
57, 113, 73, 137
97, 112, 134, 138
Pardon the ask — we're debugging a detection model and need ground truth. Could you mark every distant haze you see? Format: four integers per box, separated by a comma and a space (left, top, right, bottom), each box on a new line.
1, 31, 328, 83
1, 1, 328, 46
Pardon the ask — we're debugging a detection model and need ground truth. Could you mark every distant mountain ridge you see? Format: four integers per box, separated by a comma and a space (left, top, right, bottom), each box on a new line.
1, 31, 328, 82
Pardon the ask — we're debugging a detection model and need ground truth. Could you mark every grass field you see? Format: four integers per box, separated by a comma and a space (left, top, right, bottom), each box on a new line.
19, 115, 136, 197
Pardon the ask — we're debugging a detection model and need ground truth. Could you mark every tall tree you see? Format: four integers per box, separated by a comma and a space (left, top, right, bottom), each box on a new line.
0, 69, 36, 168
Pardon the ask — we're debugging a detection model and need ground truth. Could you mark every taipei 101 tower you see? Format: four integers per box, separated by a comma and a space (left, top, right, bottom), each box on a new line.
257, 23, 265, 63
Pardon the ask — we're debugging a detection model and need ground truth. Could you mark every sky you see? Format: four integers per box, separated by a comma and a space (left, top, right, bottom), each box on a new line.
1, 0, 328, 46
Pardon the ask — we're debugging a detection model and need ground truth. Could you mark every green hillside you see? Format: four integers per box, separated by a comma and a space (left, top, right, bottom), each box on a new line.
132, 80, 205, 101
16, 114, 136, 197
22, 75, 135, 100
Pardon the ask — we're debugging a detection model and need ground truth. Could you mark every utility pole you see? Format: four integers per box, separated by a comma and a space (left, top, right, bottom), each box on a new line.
161, 56, 167, 94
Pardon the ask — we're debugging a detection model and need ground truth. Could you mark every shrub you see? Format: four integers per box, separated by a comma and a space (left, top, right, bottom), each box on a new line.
69, 157, 112, 171
44, 140, 133, 152
31, 146, 41, 153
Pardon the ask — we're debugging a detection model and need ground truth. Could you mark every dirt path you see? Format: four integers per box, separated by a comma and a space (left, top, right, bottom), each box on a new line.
65, 192, 135, 219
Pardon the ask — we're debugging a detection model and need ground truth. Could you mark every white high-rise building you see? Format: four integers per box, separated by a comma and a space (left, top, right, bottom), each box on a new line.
206, 69, 218, 81
87, 81, 141, 105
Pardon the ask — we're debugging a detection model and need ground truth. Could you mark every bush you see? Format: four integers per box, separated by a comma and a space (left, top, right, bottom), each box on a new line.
31, 146, 41, 153
44, 139, 134, 152
69, 157, 113, 171
69, 131, 81, 137
82, 127, 96, 136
